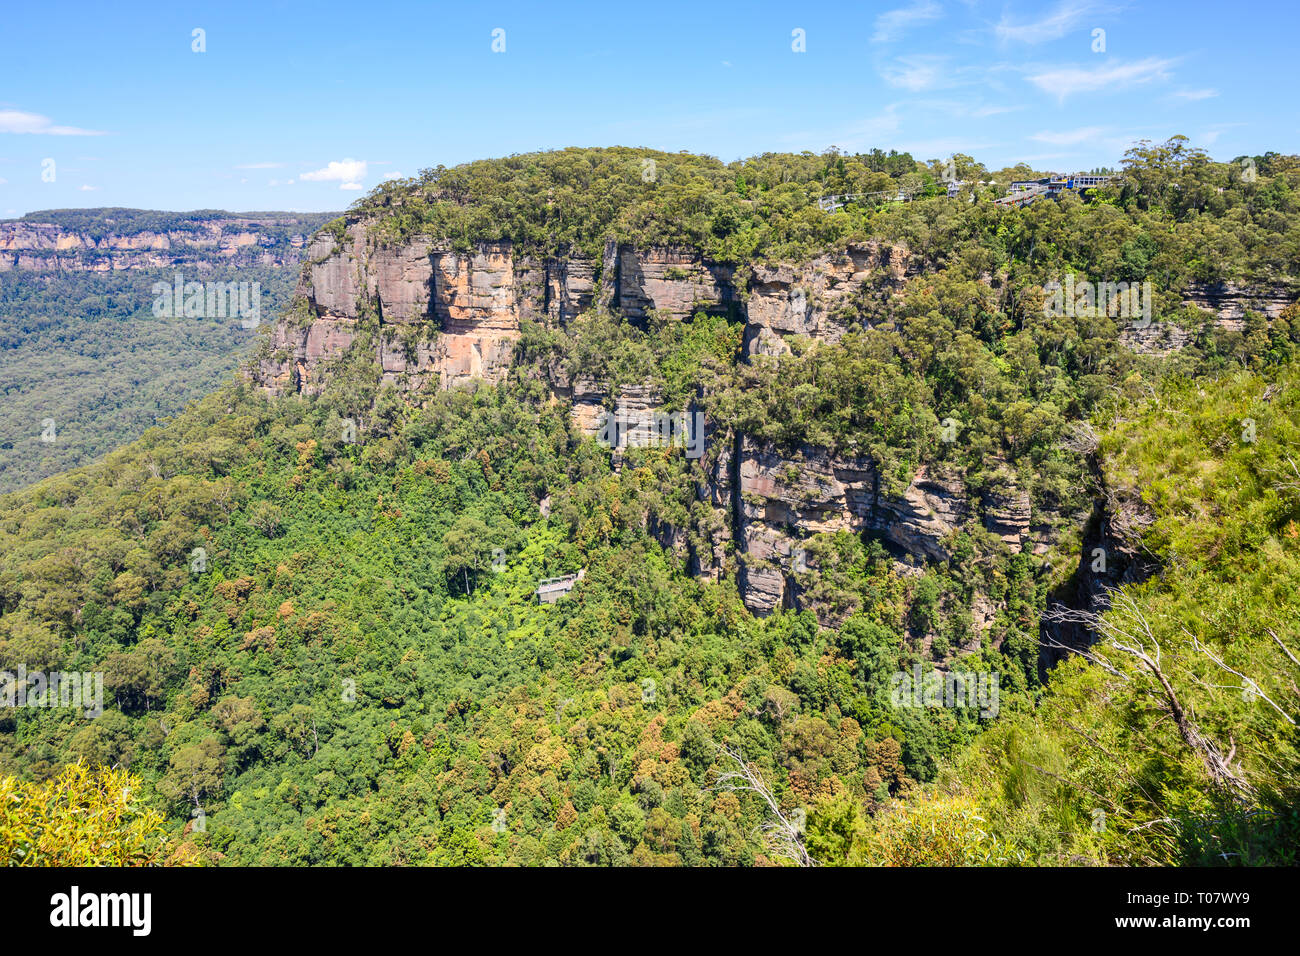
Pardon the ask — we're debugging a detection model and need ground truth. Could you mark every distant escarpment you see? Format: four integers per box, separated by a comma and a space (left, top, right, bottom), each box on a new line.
0, 209, 336, 275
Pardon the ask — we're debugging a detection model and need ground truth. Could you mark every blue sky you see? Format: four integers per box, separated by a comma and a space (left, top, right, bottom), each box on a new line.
1, 0, 1295, 216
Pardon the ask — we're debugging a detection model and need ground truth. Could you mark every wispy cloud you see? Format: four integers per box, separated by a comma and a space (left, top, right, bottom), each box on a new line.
1171, 88, 1218, 101
873, 1, 944, 44
78, 184, 97, 191
879, 55, 952, 92
911, 98, 1025, 118
1197, 123, 1244, 147
785, 104, 903, 153
1030, 125, 1110, 145
236, 161, 285, 169
899, 136, 999, 158
302, 158, 368, 190
995, 1, 1101, 44
1027, 57, 1177, 100
0, 109, 105, 136
1026, 125, 1161, 159
972, 103, 1026, 117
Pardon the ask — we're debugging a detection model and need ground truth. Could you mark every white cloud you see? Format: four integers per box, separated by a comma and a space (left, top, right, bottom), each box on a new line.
995, 1, 1099, 44
78, 184, 97, 191
972, 104, 1025, 118
910, 99, 1026, 120
782, 104, 902, 154
1171, 88, 1218, 101
873, 1, 943, 43
381, 172, 404, 181
0, 109, 105, 136
1026, 125, 1161, 160
1027, 57, 1176, 100
302, 158, 368, 188
1197, 125, 1243, 147
899, 137, 999, 157
880, 55, 950, 91
0, 177, 7, 185
1030, 125, 1110, 145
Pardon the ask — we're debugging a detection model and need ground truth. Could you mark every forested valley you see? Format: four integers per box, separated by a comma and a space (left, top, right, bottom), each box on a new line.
2, 142, 1298, 866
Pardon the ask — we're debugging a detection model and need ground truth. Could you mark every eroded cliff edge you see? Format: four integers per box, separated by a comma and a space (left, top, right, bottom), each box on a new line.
0, 212, 332, 274
251, 216, 1291, 625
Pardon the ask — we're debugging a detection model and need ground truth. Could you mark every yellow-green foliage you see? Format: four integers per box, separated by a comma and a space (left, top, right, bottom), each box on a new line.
809, 789, 1022, 866
862, 793, 1024, 866
0, 762, 181, 866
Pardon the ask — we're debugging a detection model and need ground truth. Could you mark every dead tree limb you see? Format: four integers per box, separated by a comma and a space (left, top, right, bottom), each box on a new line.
1042, 590, 1253, 801
1268, 628, 1300, 669
1188, 628, 1295, 726
710, 744, 816, 867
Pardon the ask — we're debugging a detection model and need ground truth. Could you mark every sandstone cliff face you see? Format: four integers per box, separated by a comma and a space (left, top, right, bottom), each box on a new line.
744, 242, 911, 356
257, 219, 923, 400
616, 246, 737, 323
0, 216, 317, 273
1118, 321, 1193, 355
257, 218, 1053, 614
260, 226, 536, 394
1182, 280, 1295, 323
723, 439, 1041, 614
256, 218, 1063, 617
260, 224, 625, 395
566, 381, 664, 443
1041, 467, 1158, 669
980, 476, 1033, 553
1118, 280, 1296, 355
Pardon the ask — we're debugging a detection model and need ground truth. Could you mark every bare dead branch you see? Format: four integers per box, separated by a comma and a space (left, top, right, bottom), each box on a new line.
1188, 629, 1295, 726
710, 743, 816, 867
1269, 628, 1300, 669
1042, 589, 1253, 801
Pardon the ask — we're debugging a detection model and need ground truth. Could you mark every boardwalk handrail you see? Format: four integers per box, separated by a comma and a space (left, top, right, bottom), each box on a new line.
816, 183, 927, 212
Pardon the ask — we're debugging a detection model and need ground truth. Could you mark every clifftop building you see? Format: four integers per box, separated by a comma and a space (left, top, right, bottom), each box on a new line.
995, 173, 1116, 207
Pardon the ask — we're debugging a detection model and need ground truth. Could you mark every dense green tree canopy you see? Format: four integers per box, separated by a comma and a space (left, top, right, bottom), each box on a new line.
2, 141, 1298, 865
